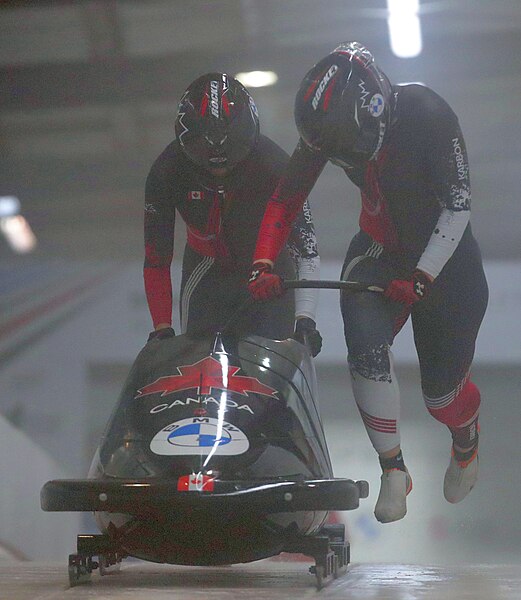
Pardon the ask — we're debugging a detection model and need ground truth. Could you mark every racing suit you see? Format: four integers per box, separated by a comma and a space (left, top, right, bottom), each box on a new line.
144, 134, 320, 339
252, 84, 488, 453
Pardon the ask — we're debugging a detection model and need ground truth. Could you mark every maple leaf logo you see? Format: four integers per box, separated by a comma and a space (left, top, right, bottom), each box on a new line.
135, 356, 278, 399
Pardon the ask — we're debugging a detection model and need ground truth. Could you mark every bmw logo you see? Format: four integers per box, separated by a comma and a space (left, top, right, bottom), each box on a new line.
150, 417, 249, 456
369, 94, 385, 117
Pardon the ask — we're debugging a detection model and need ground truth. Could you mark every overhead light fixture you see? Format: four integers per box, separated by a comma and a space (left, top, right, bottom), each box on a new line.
0, 195, 37, 254
387, 0, 422, 58
234, 70, 278, 88
0, 195, 21, 218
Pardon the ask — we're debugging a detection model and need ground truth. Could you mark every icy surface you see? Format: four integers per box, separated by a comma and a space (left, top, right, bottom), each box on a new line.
0, 560, 518, 599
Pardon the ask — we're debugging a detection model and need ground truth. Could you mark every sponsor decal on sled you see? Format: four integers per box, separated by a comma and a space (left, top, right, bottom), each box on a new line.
150, 395, 254, 415
150, 416, 249, 456
177, 473, 215, 492
135, 356, 278, 399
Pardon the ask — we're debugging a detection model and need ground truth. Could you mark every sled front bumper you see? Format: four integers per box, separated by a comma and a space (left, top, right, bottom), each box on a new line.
41, 477, 369, 514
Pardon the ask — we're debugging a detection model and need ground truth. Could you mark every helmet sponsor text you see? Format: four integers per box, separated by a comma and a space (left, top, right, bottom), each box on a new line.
210, 81, 220, 118
312, 65, 339, 110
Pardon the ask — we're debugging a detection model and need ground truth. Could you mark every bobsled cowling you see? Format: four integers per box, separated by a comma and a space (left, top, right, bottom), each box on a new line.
42, 332, 368, 566
90, 333, 334, 482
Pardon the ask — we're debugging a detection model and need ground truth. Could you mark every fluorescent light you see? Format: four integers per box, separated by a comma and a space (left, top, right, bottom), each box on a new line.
0, 215, 37, 253
387, 0, 422, 58
0, 196, 21, 218
234, 70, 278, 88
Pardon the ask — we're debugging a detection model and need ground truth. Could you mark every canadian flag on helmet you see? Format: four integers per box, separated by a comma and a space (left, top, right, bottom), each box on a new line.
177, 473, 215, 492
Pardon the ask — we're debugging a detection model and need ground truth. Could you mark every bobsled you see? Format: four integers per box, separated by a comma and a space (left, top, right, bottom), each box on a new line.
41, 280, 371, 589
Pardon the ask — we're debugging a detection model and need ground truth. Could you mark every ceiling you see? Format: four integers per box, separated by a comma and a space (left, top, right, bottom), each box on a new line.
1, 0, 520, 261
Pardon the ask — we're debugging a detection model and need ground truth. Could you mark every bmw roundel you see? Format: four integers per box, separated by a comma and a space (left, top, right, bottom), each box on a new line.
369, 93, 385, 117
150, 416, 249, 456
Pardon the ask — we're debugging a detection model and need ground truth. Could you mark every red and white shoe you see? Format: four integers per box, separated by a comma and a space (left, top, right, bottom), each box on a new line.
444, 446, 479, 504
374, 468, 413, 523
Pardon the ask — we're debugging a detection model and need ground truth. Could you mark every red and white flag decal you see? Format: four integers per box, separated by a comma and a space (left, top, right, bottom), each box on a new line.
189, 191, 202, 201
177, 473, 215, 492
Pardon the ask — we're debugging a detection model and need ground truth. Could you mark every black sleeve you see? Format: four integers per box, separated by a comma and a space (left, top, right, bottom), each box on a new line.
421, 89, 471, 213
274, 139, 329, 213
144, 153, 177, 269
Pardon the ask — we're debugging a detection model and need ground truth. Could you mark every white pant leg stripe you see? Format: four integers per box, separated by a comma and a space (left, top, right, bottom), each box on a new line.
423, 372, 470, 411
181, 256, 215, 333
365, 240, 384, 258
424, 392, 456, 410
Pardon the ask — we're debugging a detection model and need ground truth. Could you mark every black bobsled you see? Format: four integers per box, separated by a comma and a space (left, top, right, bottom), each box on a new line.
41, 280, 372, 589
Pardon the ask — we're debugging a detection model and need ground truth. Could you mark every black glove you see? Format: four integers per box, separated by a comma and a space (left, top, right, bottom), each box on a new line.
293, 317, 322, 357
147, 327, 175, 342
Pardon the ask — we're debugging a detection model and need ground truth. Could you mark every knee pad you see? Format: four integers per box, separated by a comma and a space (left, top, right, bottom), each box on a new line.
424, 377, 481, 428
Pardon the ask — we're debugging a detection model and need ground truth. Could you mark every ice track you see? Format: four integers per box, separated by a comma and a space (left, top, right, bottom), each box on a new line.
1, 560, 519, 600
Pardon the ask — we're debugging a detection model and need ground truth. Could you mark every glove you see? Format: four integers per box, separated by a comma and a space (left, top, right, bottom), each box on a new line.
384, 270, 433, 306
147, 327, 175, 342
248, 262, 284, 301
293, 317, 323, 357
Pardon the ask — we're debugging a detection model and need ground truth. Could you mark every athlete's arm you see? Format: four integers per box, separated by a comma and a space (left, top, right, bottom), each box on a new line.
287, 198, 321, 321
253, 140, 328, 266
416, 94, 471, 279
143, 163, 176, 329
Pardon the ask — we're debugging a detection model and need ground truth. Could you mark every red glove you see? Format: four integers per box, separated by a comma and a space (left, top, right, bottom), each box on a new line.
384, 270, 433, 306
248, 262, 284, 301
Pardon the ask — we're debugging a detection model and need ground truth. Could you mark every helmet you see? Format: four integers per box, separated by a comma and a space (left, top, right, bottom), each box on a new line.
294, 42, 393, 168
175, 73, 260, 171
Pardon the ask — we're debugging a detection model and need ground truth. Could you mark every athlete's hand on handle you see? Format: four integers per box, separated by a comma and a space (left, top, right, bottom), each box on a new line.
384, 270, 433, 306
248, 262, 284, 301
147, 326, 176, 342
293, 317, 323, 357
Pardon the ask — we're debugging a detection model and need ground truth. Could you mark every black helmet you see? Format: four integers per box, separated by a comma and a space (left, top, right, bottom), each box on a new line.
175, 73, 260, 171
294, 42, 393, 168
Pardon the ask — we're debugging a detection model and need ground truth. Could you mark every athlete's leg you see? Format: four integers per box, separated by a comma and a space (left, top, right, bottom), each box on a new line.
412, 236, 488, 502
340, 233, 413, 522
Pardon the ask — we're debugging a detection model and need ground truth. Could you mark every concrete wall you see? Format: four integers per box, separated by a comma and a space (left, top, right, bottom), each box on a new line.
0, 415, 81, 560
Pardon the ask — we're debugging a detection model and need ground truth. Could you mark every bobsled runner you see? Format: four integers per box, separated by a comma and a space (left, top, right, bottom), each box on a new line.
41, 280, 372, 589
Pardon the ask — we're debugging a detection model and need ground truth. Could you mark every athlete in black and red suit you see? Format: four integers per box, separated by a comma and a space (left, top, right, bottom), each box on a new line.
248, 43, 488, 522
144, 73, 322, 354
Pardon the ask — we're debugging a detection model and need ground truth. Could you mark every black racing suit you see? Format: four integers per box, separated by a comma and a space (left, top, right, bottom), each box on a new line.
253, 84, 488, 448
144, 134, 319, 339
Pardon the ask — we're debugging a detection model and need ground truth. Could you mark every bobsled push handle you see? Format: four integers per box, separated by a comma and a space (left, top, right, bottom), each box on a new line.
220, 280, 382, 335
283, 279, 384, 293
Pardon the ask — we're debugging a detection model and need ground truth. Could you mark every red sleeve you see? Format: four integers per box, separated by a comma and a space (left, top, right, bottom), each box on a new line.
143, 162, 175, 327
144, 263, 172, 328
253, 140, 327, 264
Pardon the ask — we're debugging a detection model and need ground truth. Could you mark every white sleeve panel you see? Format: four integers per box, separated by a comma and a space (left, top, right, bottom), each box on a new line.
416, 208, 470, 278
294, 256, 320, 321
